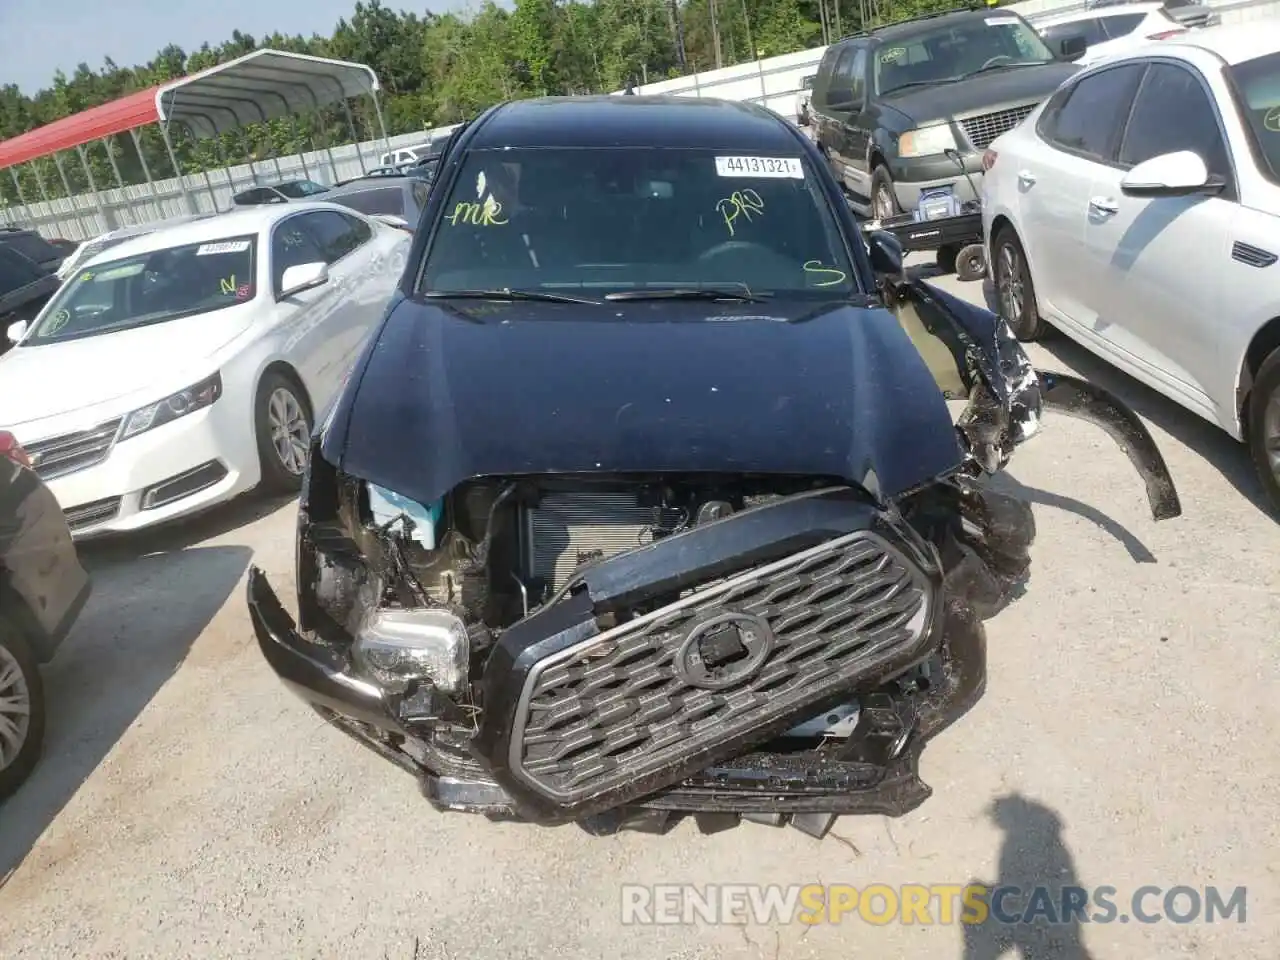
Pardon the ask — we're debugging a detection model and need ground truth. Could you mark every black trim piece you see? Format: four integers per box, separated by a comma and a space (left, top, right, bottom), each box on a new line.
1232, 241, 1277, 269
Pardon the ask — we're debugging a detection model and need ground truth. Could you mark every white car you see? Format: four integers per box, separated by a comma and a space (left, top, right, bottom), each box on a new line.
981, 24, 1280, 513
1033, 3, 1187, 66
0, 203, 410, 537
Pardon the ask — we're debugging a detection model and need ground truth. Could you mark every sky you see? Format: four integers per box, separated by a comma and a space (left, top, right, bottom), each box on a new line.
0, 0, 472, 94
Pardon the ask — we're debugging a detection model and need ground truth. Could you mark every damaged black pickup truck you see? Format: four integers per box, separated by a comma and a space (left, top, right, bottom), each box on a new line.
247, 95, 1181, 840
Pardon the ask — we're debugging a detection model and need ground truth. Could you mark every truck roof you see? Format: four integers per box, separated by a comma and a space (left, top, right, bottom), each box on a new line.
466, 95, 802, 152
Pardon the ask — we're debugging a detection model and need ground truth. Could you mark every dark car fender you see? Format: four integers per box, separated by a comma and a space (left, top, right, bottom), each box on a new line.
888, 276, 1182, 522
0, 460, 91, 663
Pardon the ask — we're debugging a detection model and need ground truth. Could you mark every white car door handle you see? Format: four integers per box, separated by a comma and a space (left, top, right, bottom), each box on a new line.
1017, 170, 1036, 186
1089, 196, 1119, 215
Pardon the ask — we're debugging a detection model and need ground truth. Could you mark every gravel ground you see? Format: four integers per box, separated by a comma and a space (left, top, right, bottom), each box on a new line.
2, 259, 1277, 959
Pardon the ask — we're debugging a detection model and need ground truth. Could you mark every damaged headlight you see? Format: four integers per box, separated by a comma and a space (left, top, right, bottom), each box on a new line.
352, 606, 469, 696
119, 372, 222, 441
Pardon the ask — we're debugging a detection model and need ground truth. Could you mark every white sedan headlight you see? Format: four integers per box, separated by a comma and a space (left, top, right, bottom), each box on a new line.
898, 124, 958, 159
119, 372, 222, 441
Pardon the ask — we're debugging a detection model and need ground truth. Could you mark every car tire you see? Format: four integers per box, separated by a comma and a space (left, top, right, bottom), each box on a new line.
992, 227, 1045, 341
1246, 347, 1280, 516
0, 619, 45, 802
870, 165, 900, 221
255, 371, 313, 493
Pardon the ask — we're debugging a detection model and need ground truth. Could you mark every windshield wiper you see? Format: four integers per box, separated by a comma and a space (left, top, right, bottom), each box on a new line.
958, 61, 1050, 80
603, 287, 772, 303
422, 288, 600, 304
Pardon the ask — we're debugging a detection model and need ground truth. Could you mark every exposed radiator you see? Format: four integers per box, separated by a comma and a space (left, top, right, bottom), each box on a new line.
524, 491, 686, 593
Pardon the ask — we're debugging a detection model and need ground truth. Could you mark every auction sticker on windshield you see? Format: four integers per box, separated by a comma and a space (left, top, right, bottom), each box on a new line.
715, 156, 804, 179
196, 240, 251, 256
985, 16, 1018, 24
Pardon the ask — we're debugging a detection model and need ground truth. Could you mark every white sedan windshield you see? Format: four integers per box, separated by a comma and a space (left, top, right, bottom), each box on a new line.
26, 236, 258, 345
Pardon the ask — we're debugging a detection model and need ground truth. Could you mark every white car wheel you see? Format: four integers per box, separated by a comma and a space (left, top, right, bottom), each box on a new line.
255, 373, 313, 492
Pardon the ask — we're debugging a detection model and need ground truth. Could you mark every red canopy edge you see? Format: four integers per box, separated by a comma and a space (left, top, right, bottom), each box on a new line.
0, 86, 163, 171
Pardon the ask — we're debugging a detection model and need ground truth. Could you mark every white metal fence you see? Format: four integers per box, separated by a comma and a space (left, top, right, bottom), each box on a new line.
5, 0, 1276, 242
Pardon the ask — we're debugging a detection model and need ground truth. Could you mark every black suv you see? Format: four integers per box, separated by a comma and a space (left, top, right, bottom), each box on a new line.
0, 227, 67, 274
0, 246, 59, 357
811, 7, 1084, 219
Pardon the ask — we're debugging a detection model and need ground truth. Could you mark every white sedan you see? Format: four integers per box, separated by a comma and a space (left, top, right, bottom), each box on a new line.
0, 202, 410, 537
981, 24, 1280, 514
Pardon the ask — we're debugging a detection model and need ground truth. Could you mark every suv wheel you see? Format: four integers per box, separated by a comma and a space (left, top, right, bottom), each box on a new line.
0, 620, 44, 801
870, 166, 900, 221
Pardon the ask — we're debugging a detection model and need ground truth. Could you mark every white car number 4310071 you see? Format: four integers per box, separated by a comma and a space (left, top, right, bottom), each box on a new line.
0, 201, 411, 538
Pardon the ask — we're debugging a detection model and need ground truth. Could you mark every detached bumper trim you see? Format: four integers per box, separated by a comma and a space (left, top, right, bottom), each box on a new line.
246, 566, 402, 733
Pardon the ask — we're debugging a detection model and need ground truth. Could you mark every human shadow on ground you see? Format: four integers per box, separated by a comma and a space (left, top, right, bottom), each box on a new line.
0, 542, 252, 881
962, 794, 1097, 960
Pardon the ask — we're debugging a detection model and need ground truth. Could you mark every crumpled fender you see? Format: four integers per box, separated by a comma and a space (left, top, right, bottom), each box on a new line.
886, 277, 1181, 523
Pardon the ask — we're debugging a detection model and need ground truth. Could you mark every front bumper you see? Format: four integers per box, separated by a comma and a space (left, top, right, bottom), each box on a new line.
25, 407, 258, 538
890, 152, 985, 211
248, 487, 990, 837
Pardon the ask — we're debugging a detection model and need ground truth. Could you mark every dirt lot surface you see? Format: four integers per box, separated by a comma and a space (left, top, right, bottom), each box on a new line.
2, 259, 1277, 959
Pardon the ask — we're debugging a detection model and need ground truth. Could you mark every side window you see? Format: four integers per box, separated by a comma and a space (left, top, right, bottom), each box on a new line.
848, 48, 868, 104
1100, 13, 1145, 38
1042, 19, 1108, 50
6, 233, 58, 263
411, 181, 432, 211
271, 216, 327, 292
1118, 63, 1231, 182
341, 212, 373, 246
0, 247, 41, 292
1043, 64, 1146, 162
830, 46, 856, 88
303, 210, 364, 262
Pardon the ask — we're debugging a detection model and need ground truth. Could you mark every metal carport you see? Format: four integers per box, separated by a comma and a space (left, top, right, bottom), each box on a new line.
155, 48, 394, 194
0, 48, 393, 234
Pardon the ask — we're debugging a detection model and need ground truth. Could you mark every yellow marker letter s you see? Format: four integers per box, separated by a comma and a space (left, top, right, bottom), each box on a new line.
803, 260, 847, 287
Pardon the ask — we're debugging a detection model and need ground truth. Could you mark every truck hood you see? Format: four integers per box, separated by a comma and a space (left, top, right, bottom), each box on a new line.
880, 61, 1079, 125
326, 297, 965, 507
0, 308, 253, 428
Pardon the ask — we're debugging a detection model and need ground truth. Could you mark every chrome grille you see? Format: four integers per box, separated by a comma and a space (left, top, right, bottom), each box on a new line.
510, 530, 930, 804
64, 495, 122, 531
525, 491, 685, 593
959, 104, 1037, 150
23, 418, 121, 481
